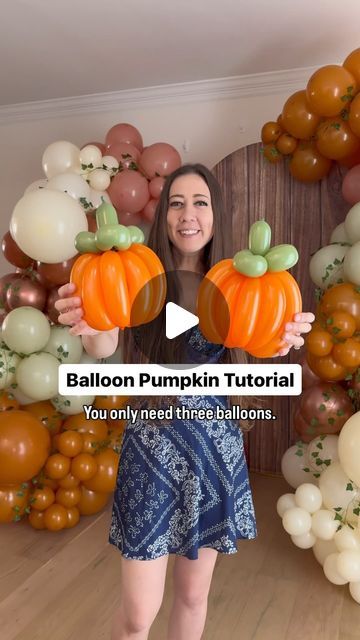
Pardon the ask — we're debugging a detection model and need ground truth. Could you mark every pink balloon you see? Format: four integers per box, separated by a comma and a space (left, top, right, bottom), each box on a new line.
106, 142, 140, 167
342, 164, 360, 204
139, 143, 181, 179
108, 170, 149, 214
117, 210, 144, 226
142, 199, 159, 223
105, 123, 143, 152
149, 176, 165, 199
82, 141, 106, 154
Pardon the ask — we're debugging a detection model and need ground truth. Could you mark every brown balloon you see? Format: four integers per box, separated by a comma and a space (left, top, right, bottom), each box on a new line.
2, 232, 34, 269
46, 287, 61, 324
293, 381, 354, 443
0, 410, 50, 484
36, 255, 79, 287
6, 276, 47, 311
299, 355, 322, 389
0, 272, 22, 310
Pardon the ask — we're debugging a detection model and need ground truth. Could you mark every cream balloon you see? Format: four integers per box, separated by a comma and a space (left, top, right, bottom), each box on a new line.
281, 444, 318, 489
337, 550, 360, 582
101, 155, 119, 175
282, 507, 312, 536
295, 483, 323, 513
313, 537, 338, 566
324, 553, 348, 585
330, 223, 351, 244
10, 189, 87, 263
307, 435, 339, 472
44, 326, 83, 364
42, 141, 81, 179
291, 530, 316, 549
276, 493, 296, 517
11, 385, 37, 405
89, 169, 111, 191
0, 347, 20, 389
338, 412, 360, 487
345, 203, 360, 244
311, 509, 339, 540
88, 188, 111, 209
343, 241, 360, 286
16, 352, 60, 401
309, 243, 348, 289
79, 145, 103, 167
51, 394, 95, 415
349, 581, 360, 604
24, 179, 48, 194
2, 307, 50, 354
46, 172, 90, 202
335, 526, 360, 552
319, 462, 358, 511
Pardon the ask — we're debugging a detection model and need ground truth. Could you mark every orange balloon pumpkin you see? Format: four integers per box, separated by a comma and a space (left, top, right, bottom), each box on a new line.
0, 410, 50, 484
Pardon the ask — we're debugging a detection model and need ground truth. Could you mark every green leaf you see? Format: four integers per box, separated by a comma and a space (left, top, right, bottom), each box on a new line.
328, 417, 335, 425
334, 512, 343, 521
310, 417, 319, 426
353, 507, 360, 516
302, 467, 310, 472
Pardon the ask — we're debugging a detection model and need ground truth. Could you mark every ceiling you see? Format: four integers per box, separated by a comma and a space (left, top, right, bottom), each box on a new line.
2, 0, 360, 107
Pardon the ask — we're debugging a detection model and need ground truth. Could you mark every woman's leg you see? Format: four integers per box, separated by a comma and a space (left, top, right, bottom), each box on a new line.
111, 554, 169, 640
167, 548, 218, 640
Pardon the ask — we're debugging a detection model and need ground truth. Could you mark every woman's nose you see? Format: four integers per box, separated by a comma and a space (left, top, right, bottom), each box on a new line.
179, 205, 196, 220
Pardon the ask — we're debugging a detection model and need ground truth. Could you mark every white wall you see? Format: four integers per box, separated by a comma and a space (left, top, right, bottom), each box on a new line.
0, 85, 293, 276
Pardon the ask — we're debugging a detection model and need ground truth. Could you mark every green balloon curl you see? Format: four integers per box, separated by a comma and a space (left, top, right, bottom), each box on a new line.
75, 198, 145, 253
233, 220, 298, 277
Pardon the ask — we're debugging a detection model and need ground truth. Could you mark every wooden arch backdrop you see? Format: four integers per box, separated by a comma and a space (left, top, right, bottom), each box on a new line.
213, 142, 349, 474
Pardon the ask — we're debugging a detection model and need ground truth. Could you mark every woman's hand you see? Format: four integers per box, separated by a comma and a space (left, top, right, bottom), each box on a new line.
55, 283, 100, 337
275, 312, 315, 357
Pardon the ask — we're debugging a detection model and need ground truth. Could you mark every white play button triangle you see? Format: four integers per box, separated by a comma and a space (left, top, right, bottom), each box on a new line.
166, 302, 199, 339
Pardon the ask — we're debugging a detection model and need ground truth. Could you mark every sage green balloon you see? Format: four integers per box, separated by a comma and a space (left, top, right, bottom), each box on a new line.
266, 244, 299, 272
75, 231, 99, 253
128, 225, 145, 244
343, 241, 360, 286
309, 243, 348, 289
45, 326, 83, 364
2, 307, 50, 354
0, 347, 20, 390
51, 393, 95, 415
95, 224, 123, 251
16, 352, 60, 401
249, 220, 271, 255
233, 250, 268, 277
114, 225, 131, 250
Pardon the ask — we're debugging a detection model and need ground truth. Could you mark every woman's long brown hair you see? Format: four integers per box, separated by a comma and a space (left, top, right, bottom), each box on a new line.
122, 163, 255, 427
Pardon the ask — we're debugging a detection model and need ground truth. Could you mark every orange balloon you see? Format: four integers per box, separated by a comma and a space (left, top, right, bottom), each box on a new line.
262, 144, 282, 163
81, 433, 103, 456
320, 283, 360, 330
282, 90, 321, 139
326, 310, 356, 339
44, 453, 71, 480
306, 351, 348, 381
276, 133, 298, 155
315, 117, 360, 160
55, 486, 81, 508
0, 483, 30, 522
31, 486, 55, 511
77, 486, 111, 516
0, 391, 19, 411
56, 430, 83, 458
28, 509, 46, 530
343, 48, 360, 86
71, 453, 98, 481
58, 472, 80, 489
25, 401, 63, 435
83, 448, 119, 493
348, 93, 360, 138
306, 329, 333, 356
94, 396, 129, 411
65, 506, 80, 528
332, 339, 360, 368
289, 142, 332, 182
0, 410, 50, 484
106, 427, 124, 454
261, 121, 282, 144
63, 414, 108, 440
306, 65, 357, 116
43, 503, 68, 531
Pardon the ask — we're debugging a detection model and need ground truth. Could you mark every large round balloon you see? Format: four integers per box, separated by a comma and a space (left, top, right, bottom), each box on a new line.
306, 65, 357, 116
42, 141, 81, 179
77, 485, 111, 515
338, 412, 360, 486
44, 326, 83, 364
319, 462, 358, 511
2, 307, 50, 354
16, 352, 60, 401
294, 382, 353, 442
289, 143, 332, 182
83, 448, 119, 492
139, 143, 181, 179
315, 117, 360, 160
0, 410, 50, 483
10, 189, 88, 263
1, 232, 34, 269
105, 123, 143, 152
281, 90, 321, 139
281, 443, 318, 488
6, 276, 47, 311
107, 170, 149, 214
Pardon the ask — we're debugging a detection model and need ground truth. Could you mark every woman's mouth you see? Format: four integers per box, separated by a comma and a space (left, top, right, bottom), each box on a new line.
178, 229, 200, 237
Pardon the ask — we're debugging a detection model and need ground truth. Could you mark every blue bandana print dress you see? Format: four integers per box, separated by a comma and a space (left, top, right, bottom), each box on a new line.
109, 327, 257, 560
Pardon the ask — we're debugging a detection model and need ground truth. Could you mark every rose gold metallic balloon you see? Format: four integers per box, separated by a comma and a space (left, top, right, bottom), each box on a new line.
6, 277, 47, 311
0, 272, 22, 311
46, 287, 61, 324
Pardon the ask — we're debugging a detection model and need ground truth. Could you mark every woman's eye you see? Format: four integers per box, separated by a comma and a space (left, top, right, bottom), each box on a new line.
194, 200, 208, 206
170, 201, 183, 208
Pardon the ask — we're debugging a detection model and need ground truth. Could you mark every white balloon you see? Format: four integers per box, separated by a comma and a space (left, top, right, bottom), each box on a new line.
79, 145, 103, 167
295, 483, 323, 513
282, 507, 312, 536
89, 168, 111, 191
42, 141, 81, 179
337, 550, 360, 582
319, 462, 358, 511
51, 393, 95, 415
313, 537, 338, 566
291, 530, 316, 549
11, 385, 36, 406
324, 553, 348, 585
343, 241, 360, 286
10, 189, 87, 263
24, 178, 48, 194
311, 509, 339, 540
307, 435, 339, 473
88, 188, 111, 209
102, 155, 119, 175
338, 412, 360, 487
309, 243, 348, 289
46, 172, 90, 202
330, 223, 351, 244
349, 581, 360, 604
281, 444, 318, 489
276, 493, 296, 518
335, 526, 360, 552
345, 203, 360, 244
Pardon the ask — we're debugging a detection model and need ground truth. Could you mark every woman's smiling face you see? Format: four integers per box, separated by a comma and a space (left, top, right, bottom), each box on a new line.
166, 173, 214, 256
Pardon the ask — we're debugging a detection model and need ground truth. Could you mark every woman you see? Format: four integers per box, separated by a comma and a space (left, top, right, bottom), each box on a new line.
56, 164, 314, 640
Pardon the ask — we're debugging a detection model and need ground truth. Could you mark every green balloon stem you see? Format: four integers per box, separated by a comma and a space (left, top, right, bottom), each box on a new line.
96, 199, 118, 228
